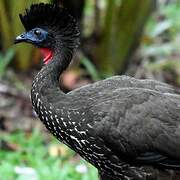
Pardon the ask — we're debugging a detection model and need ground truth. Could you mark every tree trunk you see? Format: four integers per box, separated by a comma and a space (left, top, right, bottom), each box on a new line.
95, 0, 156, 76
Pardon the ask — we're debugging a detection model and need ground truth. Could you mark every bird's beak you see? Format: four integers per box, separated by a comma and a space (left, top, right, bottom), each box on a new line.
14, 31, 38, 45
14, 32, 27, 44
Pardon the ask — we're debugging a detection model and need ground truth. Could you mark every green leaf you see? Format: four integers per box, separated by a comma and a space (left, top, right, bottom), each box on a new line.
0, 48, 15, 77
80, 57, 101, 81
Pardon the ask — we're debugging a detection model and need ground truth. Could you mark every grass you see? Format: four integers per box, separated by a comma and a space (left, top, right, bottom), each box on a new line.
0, 48, 15, 78
0, 129, 98, 180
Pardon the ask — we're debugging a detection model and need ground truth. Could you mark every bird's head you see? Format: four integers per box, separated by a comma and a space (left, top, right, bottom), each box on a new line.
15, 3, 80, 64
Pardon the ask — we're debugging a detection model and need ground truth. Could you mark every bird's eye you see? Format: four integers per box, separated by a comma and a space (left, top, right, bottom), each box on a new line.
34, 29, 41, 36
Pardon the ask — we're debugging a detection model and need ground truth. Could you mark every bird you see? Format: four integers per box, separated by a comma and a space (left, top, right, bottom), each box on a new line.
14, 3, 180, 180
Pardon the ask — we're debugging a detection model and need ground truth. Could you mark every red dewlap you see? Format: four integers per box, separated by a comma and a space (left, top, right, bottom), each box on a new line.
40, 48, 53, 64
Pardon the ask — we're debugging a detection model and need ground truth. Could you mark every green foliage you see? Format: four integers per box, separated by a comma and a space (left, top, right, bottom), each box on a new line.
80, 56, 102, 81
0, 48, 15, 78
145, 1, 180, 38
158, 1, 180, 35
142, 1, 180, 69
0, 130, 97, 180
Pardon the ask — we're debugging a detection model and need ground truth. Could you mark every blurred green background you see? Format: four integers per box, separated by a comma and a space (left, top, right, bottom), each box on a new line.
0, 0, 180, 179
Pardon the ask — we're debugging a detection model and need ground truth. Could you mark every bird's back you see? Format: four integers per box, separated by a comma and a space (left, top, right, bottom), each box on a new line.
68, 75, 176, 100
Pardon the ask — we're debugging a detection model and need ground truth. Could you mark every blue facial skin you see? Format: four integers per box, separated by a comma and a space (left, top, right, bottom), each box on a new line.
15, 28, 48, 46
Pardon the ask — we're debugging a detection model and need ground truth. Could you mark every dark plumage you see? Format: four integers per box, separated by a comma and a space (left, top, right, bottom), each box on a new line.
15, 3, 180, 180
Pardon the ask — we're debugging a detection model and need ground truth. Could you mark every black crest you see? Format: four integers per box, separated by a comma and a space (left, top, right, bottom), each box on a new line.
19, 3, 80, 47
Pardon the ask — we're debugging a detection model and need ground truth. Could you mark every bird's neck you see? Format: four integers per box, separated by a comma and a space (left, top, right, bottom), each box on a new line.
31, 48, 73, 109
31, 48, 89, 148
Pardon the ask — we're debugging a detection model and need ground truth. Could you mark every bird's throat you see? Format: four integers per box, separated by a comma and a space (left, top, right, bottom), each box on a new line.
40, 48, 53, 64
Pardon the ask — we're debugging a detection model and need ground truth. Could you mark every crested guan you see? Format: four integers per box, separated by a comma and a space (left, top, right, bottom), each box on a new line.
15, 3, 180, 180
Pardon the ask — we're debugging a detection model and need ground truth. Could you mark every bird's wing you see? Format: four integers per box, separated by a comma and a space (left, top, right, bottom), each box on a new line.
52, 75, 177, 110
68, 75, 175, 98
89, 87, 180, 169
136, 152, 180, 170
